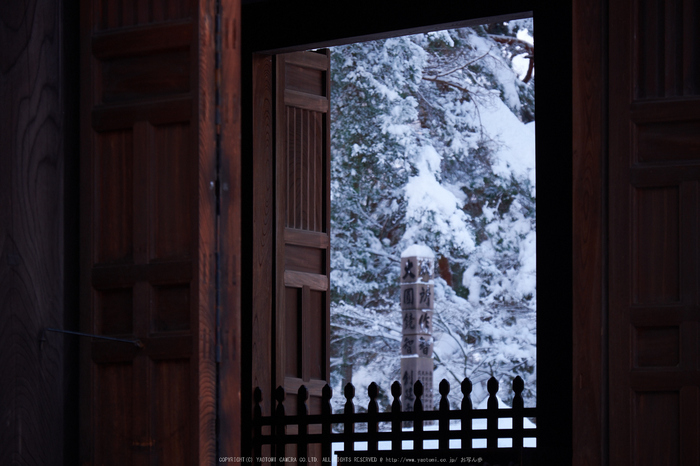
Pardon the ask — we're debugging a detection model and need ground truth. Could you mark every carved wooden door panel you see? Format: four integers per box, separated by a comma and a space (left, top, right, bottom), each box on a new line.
80, 0, 241, 463
609, 0, 700, 464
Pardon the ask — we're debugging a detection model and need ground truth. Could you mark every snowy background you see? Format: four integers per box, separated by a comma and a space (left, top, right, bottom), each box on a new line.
329, 19, 536, 415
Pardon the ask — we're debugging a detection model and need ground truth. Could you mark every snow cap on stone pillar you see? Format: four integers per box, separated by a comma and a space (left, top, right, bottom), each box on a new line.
400, 244, 435, 284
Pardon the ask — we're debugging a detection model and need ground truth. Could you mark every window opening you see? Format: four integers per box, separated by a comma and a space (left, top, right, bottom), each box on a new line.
327, 18, 536, 422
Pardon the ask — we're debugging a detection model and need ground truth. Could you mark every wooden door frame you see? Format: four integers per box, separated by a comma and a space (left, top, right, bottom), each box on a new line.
241, 1, 579, 464
572, 0, 608, 465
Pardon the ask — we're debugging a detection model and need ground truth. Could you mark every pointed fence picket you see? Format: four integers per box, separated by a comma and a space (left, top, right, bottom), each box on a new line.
253, 376, 537, 465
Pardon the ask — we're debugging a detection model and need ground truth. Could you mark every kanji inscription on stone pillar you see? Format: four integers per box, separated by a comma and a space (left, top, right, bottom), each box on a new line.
399, 245, 435, 412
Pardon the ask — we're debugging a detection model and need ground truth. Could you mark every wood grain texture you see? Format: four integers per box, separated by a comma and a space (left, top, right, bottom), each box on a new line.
195, 0, 218, 463
0, 0, 77, 463
572, 0, 606, 465
275, 52, 289, 409
79, 0, 224, 463
251, 52, 274, 419
217, 0, 242, 459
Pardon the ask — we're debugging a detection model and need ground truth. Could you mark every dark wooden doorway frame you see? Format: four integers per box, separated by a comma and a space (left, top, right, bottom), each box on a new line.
241, 1, 574, 464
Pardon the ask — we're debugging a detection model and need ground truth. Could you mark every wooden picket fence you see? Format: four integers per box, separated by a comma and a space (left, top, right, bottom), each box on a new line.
252, 376, 537, 465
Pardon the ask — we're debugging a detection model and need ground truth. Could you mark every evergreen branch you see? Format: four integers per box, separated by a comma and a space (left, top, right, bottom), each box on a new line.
433, 306, 472, 366
363, 248, 400, 263
432, 352, 463, 387
420, 76, 472, 95
426, 47, 494, 79
487, 35, 534, 83
487, 35, 534, 55
331, 323, 402, 341
419, 76, 487, 139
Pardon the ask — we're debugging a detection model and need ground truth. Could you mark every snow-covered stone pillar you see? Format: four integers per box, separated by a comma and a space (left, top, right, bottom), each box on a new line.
399, 245, 435, 412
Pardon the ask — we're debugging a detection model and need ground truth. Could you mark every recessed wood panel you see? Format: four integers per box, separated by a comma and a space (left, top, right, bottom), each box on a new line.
153, 284, 190, 332
96, 0, 191, 30
96, 130, 134, 264
634, 391, 680, 465
634, 186, 680, 304
153, 123, 192, 260
98, 288, 133, 335
101, 48, 190, 103
285, 107, 324, 232
307, 290, 325, 380
95, 363, 133, 465
285, 244, 325, 274
634, 326, 680, 367
154, 359, 190, 465
634, 0, 700, 98
637, 120, 700, 163
285, 287, 300, 378
286, 64, 325, 96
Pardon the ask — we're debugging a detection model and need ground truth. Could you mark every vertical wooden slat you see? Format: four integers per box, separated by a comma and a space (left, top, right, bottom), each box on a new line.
195, 0, 218, 462
218, 0, 242, 458
296, 108, 302, 230
343, 383, 355, 461
321, 384, 332, 461
312, 111, 317, 232
252, 51, 274, 417
297, 385, 309, 460
609, 0, 634, 463
106, 0, 118, 30
679, 386, 700, 464
287, 106, 292, 228
572, 0, 606, 463
276, 54, 288, 398
681, 0, 698, 95
391, 381, 402, 454
301, 285, 311, 382
413, 380, 424, 452
461, 378, 473, 449
486, 377, 498, 450
664, 0, 683, 96
137, 0, 150, 26
275, 387, 287, 459
122, 0, 135, 29
512, 377, 525, 451
663, 0, 676, 96
368, 382, 379, 453
306, 109, 312, 231
438, 380, 450, 451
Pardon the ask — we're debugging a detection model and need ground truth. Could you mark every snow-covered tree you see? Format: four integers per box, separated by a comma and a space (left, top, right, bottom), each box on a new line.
329, 20, 536, 414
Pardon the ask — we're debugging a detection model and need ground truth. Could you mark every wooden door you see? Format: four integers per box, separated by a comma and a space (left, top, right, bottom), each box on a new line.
251, 50, 331, 422
275, 50, 331, 415
609, 0, 700, 464
79, 0, 241, 464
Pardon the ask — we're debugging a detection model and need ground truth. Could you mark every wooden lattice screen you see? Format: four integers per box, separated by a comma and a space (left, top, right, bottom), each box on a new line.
253, 377, 537, 465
